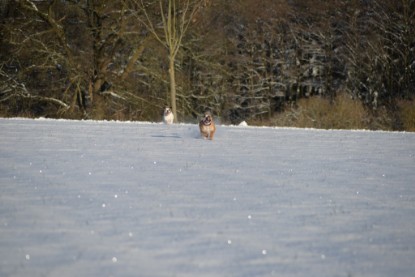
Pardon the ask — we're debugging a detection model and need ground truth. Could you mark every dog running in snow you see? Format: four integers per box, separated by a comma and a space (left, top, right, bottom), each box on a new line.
199, 111, 216, 140
163, 107, 174, 124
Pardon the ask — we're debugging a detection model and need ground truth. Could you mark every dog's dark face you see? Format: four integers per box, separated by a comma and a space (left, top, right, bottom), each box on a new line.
201, 113, 213, 126
164, 107, 172, 116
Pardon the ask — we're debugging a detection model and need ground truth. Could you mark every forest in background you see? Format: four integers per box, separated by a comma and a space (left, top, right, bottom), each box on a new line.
1, 0, 414, 130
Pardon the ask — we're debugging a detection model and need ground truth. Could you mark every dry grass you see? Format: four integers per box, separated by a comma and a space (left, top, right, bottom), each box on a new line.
397, 99, 415, 132
267, 93, 369, 130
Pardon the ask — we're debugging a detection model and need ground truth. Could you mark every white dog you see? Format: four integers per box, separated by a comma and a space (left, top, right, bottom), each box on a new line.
163, 107, 174, 124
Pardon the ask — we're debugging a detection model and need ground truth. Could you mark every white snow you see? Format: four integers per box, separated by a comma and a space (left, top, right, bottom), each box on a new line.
1, 118, 415, 277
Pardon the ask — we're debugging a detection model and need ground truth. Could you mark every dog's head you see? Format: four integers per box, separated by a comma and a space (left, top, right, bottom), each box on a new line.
163, 107, 172, 116
201, 112, 213, 126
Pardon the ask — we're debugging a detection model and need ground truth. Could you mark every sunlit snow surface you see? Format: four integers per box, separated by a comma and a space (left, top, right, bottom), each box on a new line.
1, 118, 415, 277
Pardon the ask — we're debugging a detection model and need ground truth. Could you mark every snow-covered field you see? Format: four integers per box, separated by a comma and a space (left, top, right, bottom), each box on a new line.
1, 118, 414, 277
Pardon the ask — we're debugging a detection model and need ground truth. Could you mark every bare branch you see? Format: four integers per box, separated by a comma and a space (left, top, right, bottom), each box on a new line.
0, 68, 69, 109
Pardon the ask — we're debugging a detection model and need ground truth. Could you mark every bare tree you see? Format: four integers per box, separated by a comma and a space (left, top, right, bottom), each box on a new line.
0, 0, 80, 115
132, 0, 202, 122
2, 0, 152, 118
344, 0, 415, 109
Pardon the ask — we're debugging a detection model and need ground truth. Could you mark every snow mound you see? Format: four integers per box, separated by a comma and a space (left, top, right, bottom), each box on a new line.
238, 120, 248, 127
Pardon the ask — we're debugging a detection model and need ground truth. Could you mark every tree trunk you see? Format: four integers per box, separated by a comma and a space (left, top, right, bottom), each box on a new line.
169, 56, 178, 122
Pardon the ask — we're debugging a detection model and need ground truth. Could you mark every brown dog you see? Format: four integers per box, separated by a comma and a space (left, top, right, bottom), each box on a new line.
199, 111, 216, 140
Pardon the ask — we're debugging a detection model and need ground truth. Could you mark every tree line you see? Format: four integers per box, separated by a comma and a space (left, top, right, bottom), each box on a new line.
0, 0, 414, 129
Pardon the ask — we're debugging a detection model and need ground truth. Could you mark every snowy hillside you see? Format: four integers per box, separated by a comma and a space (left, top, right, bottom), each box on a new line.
1, 118, 415, 277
